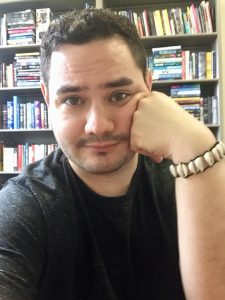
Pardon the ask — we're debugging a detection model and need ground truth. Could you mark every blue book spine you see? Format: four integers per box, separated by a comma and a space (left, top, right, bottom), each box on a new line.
7, 100, 14, 129
13, 95, 19, 129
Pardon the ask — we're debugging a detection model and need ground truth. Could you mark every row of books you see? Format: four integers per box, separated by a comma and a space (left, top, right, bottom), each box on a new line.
0, 8, 52, 46
0, 95, 49, 130
170, 83, 201, 98
0, 1, 94, 47
176, 96, 218, 125
148, 45, 216, 81
117, 0, 215, 37
170, 84, 218, 125
0, 143, 58, 172
0, 52, 41, 88
0, 47, 217, 88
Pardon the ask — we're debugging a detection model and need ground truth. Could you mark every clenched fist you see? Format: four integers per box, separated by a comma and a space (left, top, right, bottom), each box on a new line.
130, 91, 216, 163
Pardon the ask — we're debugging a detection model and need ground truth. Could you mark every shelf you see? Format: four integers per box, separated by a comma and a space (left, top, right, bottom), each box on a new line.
0, 33, 217, 52
1, 80, 218, 93
0, 86, 40, 90
0, 44, 40, 56
152, 78, 219, 88
0, 44, 40, 50
207, 124, 220, 128
0, 87, 41, 95
0, 130, 56, 145
142, 33, 217, 48
0, 0, 94, 13
0, 129, 52, 133
0, 171, 20, 175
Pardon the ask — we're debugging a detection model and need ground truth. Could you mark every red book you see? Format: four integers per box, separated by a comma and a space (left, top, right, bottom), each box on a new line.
17, 144, 23, 171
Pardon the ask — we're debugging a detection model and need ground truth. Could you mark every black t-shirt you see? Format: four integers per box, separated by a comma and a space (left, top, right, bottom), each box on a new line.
0, 149, 185, 299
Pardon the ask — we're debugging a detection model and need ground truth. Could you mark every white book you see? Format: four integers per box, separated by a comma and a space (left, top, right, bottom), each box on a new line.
3, 147, 15, 172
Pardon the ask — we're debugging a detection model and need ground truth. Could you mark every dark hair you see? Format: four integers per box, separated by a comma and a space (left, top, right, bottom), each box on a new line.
40, 8, 147, 86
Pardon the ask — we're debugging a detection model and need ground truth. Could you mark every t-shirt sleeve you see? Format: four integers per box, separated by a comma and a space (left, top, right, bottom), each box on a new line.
0, 180, 46, 300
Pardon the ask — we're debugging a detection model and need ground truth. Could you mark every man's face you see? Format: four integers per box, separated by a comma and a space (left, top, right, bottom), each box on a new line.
42, 37, 151, 175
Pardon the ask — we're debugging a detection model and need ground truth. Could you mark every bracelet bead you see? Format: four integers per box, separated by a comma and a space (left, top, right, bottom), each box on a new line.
195, 156, 205, 172
170, 141, 225, 178
212, 147, 221, 161
203, 151, 214, 166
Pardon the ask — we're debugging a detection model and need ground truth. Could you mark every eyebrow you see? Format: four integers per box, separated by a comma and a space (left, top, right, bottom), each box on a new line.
56, 85, 88, 95
98, 77, 134, 88
56, 77, 134, 95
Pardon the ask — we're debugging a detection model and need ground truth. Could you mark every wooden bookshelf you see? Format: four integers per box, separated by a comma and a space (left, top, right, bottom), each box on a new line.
101, 0, 221, 134
0, 0, 223, 186
0, 0, 92, 186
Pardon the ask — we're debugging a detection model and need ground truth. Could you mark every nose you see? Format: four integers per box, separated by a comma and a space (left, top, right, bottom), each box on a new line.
84, 104, 114, 135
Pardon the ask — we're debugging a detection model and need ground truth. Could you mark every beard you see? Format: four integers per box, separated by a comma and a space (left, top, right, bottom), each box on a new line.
58, 133, 135, 174
69, 149, 135, 174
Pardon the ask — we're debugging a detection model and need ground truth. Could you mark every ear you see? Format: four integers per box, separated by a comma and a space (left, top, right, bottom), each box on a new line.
41, 81, 49, 106
144, 69, 153, 91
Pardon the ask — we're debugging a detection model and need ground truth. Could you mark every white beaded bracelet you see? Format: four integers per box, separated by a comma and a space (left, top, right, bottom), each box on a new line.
169, 141, 225, 178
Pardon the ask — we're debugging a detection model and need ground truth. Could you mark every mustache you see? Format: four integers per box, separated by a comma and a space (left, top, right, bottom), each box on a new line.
76, 133, 130, 147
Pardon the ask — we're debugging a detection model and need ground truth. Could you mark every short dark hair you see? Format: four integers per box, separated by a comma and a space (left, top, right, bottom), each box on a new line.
40, 8, 147, 86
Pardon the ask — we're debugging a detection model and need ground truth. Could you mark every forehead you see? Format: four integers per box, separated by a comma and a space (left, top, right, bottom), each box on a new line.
50, 37, 139, 75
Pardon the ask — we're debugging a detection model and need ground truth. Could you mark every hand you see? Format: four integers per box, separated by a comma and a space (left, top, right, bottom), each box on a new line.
130, 91, 216, 163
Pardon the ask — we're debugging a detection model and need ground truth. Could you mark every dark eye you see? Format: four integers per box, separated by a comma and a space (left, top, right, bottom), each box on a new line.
111, 92, 130, 102
64, 96, 82, 106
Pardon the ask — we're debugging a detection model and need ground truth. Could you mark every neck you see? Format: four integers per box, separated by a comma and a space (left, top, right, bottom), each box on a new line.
70, 154, 139, 197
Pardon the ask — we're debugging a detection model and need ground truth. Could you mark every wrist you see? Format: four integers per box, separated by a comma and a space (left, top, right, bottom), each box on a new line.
171, 126, 216, 164
170, 141, 225, 178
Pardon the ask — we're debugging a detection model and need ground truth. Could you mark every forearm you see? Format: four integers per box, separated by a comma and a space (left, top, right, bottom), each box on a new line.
175, 138, 225, 299
130, 91, 225, 298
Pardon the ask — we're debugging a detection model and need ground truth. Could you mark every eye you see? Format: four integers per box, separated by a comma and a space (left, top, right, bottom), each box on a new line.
110, 92, 130, 103
64, 96, 83, 106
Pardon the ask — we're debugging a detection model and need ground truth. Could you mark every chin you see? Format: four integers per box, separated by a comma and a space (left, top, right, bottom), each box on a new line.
73, 152, 135, 175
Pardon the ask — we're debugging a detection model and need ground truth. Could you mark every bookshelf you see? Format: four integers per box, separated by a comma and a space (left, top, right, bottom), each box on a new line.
0, 0, 95, 187
0, 0, 222, 186
97, 0, 221, 132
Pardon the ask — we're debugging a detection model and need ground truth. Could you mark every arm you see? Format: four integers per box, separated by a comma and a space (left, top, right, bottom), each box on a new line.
0, 181, 46, 300
131, 91, 225, 299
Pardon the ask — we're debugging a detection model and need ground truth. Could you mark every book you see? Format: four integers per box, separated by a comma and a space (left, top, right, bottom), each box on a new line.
148, 10, 156, 35
7, 101, 14, 129
161, 9, 171, 35
36, 8, 52, 44
142, 10, 151, 36
0, 142, 3, 171
206, 51, 213, 79
153, 10, 164, 36
13, 96, 19, 129
3, 147, 16, 172
34, 100, 41, 129
198, 51, 207, 79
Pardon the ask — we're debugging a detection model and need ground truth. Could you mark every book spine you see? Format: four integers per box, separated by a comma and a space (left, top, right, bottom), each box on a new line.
34, 100, 41, 129
7, 101, 14, 129
153, 10, 164, 36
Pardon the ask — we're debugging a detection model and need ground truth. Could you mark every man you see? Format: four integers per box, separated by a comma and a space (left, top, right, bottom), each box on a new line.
0, 8, 225, 300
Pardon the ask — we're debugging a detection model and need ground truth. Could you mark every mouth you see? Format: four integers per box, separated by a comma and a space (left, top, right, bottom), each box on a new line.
84, 142, 119, 150
77, 134, 130, 148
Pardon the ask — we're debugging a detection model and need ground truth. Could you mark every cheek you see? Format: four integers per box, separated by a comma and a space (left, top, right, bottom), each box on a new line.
50, 109, 84, 140
116, 103, 137, 132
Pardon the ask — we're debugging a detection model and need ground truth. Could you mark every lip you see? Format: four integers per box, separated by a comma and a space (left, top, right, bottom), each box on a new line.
84, 142, 119, 150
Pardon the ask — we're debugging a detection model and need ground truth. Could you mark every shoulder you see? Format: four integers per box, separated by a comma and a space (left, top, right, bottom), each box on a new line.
0, 148, 71, 219
0, 147, 76, 244
2, 148, 65, 196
